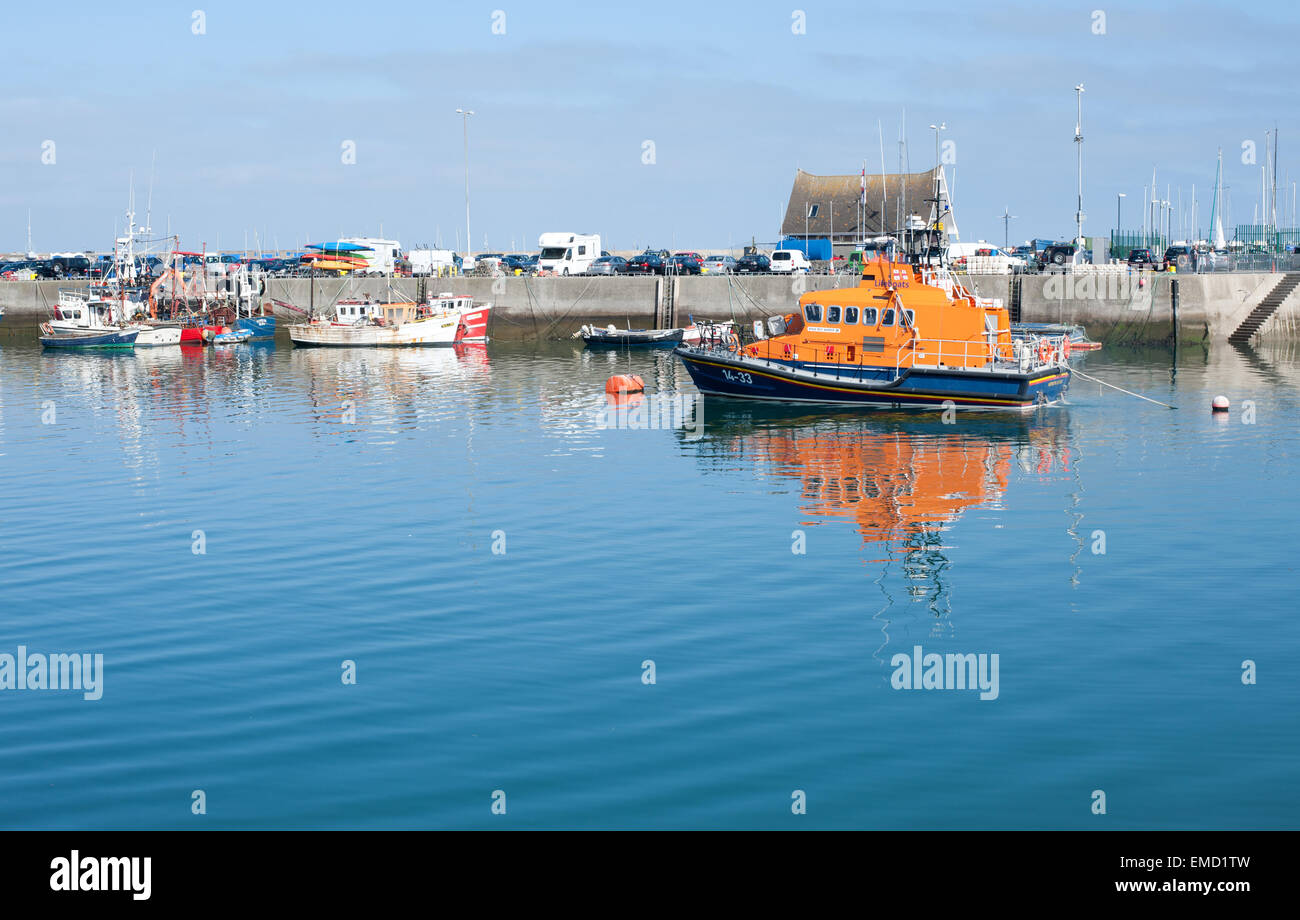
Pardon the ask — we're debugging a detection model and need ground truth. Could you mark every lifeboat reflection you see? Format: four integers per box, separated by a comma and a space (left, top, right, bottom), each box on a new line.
694, 407, 1073, 605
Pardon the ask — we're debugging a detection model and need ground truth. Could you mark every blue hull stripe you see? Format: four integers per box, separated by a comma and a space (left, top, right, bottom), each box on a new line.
676, 352, 1070, 408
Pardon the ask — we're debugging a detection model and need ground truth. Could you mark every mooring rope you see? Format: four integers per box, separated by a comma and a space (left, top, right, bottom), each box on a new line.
1070, 367, 1177, 409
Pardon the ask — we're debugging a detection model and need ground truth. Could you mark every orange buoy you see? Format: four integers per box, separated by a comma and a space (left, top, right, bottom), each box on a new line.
605, 374, 644, 395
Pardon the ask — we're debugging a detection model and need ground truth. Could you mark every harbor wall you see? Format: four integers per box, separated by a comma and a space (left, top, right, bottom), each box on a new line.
4, 273, 1299, 344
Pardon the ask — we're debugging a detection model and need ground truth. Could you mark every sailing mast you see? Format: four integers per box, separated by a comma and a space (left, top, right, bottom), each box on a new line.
1210, 149, 1226, 250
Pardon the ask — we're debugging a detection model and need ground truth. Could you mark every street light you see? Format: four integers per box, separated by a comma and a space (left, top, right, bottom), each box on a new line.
1000, 207, 1016, 250
456, 108, 475, 266
1115, 192, 1126, 261
1074, 84, 1085, 260
928, 122, 946, 262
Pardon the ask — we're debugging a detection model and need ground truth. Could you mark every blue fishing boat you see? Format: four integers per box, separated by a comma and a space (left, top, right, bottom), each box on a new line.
39, 323, 139, 349
235, 315, 276, 340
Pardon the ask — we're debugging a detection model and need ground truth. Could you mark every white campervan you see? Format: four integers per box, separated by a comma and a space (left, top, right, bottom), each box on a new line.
340, 238, 403, 275
537, 232, 600, 275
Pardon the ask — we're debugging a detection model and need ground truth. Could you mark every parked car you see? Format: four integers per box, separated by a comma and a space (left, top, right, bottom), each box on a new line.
668, 254, 702, 275
625, 253, 668, 275
1038, 243, 1077, 268
672, 251, 704, 268
49, 255, 91, 277
1127, 248, 1158, 269
770, 249, 811, 273
702, 255, 737, 274
1163, 245, 1194, 270
734, 253, 771, 273
501, 254, 533, 273
585, 255, 629, 275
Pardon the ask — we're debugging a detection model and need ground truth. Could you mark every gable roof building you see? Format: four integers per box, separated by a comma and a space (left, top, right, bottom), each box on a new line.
781, 167, 958, 247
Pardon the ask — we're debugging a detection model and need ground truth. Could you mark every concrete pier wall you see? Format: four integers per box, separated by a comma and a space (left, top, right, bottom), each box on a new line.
4, 272, 1300, 343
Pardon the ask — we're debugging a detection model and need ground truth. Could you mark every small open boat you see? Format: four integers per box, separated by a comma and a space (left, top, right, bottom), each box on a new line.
40, 323, 139, 349
213, 329, 252, 345
576, 324, 685, 347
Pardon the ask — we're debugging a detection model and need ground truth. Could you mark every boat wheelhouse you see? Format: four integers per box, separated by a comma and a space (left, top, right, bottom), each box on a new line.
673, 254, 1071, 410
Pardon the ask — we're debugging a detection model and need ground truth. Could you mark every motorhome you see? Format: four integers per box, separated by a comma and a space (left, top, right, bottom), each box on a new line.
340, 238, 403, 274
537, 232, 600, 275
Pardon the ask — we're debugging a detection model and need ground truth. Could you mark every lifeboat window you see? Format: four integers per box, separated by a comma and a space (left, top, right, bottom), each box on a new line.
804, 303, 822, 322
882, 309, 896, 326
844, 306, 859, 324
903, 309, 915, 326
862, 307, 878, 325
827, 305, 841, 323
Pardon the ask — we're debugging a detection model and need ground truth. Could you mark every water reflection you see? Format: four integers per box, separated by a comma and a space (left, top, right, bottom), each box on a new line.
685, 403, 1076, 657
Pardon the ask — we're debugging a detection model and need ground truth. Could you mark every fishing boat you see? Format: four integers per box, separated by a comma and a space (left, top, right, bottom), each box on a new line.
288, 291, 491, 347
49, 289, 181, 347
234, 315, 275, 341
1010, 322, 1101, 352
673, 252, 1072, 410
39, 322, 139, 349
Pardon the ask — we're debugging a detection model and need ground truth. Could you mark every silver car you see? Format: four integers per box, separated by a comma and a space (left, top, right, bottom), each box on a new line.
702, 255, 737, 274
584, 256, 628, 275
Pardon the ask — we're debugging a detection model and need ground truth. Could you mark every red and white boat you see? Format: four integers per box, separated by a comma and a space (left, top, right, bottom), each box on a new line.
287, 291, 491, 347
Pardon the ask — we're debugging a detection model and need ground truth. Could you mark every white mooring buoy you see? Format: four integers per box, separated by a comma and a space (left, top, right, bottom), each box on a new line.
1212, 395, 1230, 412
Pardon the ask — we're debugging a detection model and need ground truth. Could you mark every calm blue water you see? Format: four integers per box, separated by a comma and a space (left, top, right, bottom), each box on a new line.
1, 331, 1296, 829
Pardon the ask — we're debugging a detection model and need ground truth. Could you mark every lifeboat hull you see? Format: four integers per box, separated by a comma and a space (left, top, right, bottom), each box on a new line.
674, 348, 1069, 410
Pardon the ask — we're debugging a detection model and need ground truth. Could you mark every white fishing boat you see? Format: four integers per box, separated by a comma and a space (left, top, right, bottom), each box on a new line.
288, 292, 491, 347
50, 289, 181, 347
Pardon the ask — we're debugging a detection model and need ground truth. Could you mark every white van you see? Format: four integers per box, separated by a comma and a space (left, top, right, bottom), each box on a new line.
407, 248, 458, 276
770, 249, 812, 273
537, 232, 601, 275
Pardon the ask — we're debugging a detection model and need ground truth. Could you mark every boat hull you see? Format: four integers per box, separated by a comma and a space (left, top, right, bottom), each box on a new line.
235, 316, 276, 341
674, 348, 1070, 410
40, 328, 139, 349
581, 328, 684, 348
133, 325, 182, 346
288, 315, 462, 347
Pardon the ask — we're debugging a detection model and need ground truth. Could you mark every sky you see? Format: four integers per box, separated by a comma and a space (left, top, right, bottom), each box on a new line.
1, 0, 1295, 254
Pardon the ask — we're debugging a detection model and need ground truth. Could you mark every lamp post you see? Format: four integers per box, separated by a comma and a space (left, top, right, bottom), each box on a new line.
1000, 207, 1016, 250
1074, 84, 1085, 262
1115, 192, 1125, 261
928, 122, 946, 262
456, 108, 475, 266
